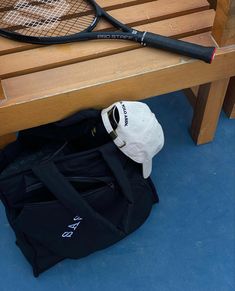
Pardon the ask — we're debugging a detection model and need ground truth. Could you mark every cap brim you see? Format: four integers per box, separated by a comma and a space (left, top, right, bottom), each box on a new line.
143, 159, 152, 179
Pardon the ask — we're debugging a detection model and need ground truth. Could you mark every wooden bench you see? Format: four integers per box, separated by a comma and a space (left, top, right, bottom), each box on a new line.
0, 0, 235, 149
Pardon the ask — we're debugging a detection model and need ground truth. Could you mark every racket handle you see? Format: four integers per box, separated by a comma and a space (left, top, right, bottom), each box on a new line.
140, 32, 216, 63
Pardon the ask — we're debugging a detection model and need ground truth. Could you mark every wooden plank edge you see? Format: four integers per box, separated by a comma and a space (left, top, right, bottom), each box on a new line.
97, 0, 158, 10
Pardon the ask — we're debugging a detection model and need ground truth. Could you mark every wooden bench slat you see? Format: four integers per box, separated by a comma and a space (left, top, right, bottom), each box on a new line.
0, 0, 210, 55
0, 39, 38, 57
0, 10, 215, 79
97, 0, 210, 29
0, 33, 223, 106
1, 36, 235, 136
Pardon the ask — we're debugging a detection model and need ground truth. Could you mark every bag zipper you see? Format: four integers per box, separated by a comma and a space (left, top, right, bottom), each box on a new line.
26, 176, 114, 193
24, 182, 115, 208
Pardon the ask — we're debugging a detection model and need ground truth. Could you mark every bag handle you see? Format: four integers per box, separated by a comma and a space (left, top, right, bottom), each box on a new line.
32, 161, 121, 234
99, 143, 134, 204
99, 143, 135, 232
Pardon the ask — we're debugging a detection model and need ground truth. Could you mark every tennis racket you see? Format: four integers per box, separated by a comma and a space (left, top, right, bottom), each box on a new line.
0, 0, 216, 63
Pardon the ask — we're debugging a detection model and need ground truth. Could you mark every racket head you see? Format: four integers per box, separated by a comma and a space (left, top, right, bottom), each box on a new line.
0, 0, 100, 43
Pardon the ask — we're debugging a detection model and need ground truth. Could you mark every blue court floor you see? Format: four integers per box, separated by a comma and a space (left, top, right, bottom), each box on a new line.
0, 91, 234, 291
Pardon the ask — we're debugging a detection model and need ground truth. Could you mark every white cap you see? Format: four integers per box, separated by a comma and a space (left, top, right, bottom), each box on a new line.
101, 101, 164, 178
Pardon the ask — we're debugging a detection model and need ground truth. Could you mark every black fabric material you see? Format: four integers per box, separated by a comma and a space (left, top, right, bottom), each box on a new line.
0, 109, 158, 277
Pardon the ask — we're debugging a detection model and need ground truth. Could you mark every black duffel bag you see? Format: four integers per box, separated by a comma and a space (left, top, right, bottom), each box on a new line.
0, 109, 158, 277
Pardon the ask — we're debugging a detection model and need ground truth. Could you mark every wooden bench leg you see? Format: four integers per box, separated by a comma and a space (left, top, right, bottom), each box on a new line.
0, 133, 17, 149
223, 77, 235, 118
190, 78, 230, 145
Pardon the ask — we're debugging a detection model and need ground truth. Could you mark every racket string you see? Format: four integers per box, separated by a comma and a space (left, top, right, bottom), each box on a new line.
3, 1, 68, 29
61, 0, 90, 35
0, 0, 97, 37
50, 0, 90, 36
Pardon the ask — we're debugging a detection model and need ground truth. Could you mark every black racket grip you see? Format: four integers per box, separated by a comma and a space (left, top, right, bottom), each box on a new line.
141, 32, 216, 63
